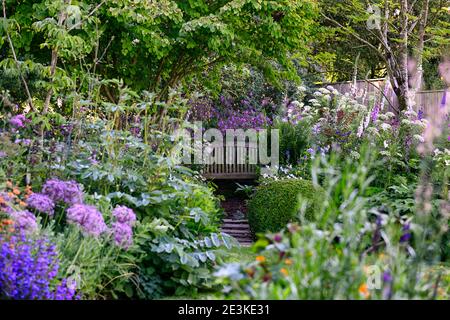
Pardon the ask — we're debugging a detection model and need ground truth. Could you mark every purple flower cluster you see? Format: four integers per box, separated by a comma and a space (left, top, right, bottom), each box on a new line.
67, 204, 107, 237
112, 206, 136, 225
111, 222, 133, 249
188, 98, 220, 122
371, 104, 380, 122
281, 102, 303, 125
0, 232, 77, 299
9, 114, 29, 128
26, 193, 55, 216
9, 210, 38, 233
399, 223, 412, 243
42, 178, 83, 205
217, 109, 271, 131
111, 206, 135, 249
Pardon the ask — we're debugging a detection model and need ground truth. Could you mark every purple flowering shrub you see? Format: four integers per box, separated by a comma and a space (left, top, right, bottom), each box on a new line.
0, 228, 78, 300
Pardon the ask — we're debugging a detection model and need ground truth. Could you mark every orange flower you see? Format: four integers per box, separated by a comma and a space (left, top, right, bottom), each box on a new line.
256, 255, 266, 263
280, 268, 288, 276
7, 192, 15, 198
25, 185, 33, 195
284, 258, 293, 265
2, 219, 14, 226
358, 283, 370, 299
0, 196, 5, 205
19, 201, 27, 207
12, 188, 21, 195
8, 227, 15, 233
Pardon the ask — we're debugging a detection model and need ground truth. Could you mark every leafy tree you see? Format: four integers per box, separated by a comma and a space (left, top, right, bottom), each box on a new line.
318, 0, 449, 114
0, 0, 319, 109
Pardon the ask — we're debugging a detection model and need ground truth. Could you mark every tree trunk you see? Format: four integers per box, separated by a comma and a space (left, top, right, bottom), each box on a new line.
414, 0, 429, 91
396, 0, 410, 113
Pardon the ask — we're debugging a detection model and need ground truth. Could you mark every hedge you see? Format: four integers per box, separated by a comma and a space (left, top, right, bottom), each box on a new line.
247, 179, 324, 234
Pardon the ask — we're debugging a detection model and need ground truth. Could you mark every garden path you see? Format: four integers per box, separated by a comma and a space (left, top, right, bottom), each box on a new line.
216, 181, 254, 246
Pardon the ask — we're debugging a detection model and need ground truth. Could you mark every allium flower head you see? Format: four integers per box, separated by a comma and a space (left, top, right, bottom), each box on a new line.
67, 204, 107, 237
42, 179, 83, 205
26, 193, 55, 216
112, 206, 136, 226
9, 210, 38, 233
111, 222, 133, 249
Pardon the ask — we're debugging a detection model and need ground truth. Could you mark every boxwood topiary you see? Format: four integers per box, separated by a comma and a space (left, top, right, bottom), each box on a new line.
247, 179, 324, 234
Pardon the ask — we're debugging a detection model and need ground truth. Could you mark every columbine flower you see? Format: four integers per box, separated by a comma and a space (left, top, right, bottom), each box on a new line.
26, 193, 55, 216
66, 204, 107, 237
42, 179, 83, 205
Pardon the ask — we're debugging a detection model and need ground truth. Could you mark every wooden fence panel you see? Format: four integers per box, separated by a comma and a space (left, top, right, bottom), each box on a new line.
321, 79, 446, 115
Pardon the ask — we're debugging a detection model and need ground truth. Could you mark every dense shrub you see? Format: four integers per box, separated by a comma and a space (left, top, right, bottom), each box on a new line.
247, 179, 324, 234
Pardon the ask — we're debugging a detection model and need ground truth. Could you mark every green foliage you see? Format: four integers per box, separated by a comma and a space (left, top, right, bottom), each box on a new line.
215, 150, 448, 299
1, 0, 319, 106
247, 178, 324, 234
276, 119, 312, 165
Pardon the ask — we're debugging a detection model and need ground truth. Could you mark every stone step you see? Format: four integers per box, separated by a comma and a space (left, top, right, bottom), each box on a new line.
221, 228, 252, 234
223, 219, 248, 224
222, 223, 250, 229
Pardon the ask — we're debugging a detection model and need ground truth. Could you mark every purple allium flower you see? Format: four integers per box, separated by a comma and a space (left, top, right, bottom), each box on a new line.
9, 114, 28, 128
112, 205, 136, 226
27, 193, 55, 216
66, 204, 107, 237
9, 210, 38, 233
111, 222, 133, 249
42, 179, 83, 205
0, 232, 78, 300
399, 223, 412, 243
